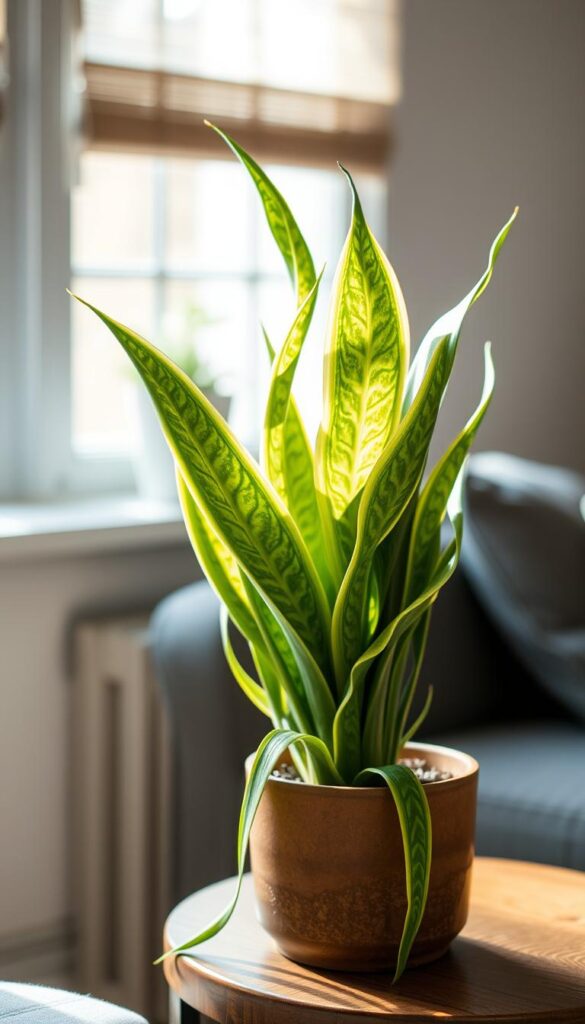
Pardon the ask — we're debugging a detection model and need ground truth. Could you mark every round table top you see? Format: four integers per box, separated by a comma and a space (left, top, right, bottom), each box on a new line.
163, 857, 585, 1023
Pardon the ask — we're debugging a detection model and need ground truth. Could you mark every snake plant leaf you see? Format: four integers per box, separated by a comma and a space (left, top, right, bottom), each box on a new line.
366, 479, 465, 767
392, 472, 466, 759
262, 281, 336, 600
404, 343, 495, 605
179, 467, 286, 725
397, 612, 432, 750
206, 122, 316, 306
333, 531, 454, 780
401, 685, 434, 749
316, 167, 410, 556
241, 576, 314, 736
263, 326, 332, 584
176, 470, 262, 648
242, 574, 336, 748
71, 294, 332, 675
332, 338, 450, 690
155, 728, 299, 962
354, 764, 432, 982
156, 726, 343, 962
220, 608, 271, 718
403, 208, 517, 414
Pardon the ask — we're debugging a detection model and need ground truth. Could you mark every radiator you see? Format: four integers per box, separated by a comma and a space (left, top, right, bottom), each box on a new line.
73, 616, 172, 1022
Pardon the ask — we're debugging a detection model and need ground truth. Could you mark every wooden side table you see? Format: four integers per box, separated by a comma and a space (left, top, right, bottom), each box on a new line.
163, 858, 585, 1023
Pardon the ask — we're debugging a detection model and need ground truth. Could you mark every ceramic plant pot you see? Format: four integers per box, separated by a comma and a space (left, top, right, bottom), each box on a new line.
248, 741, 478, 972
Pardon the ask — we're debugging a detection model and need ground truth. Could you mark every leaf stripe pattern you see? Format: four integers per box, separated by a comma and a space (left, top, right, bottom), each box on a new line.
332, 339, 450, 687
177, 470, 263, 648
72, 296, 331, 674
262, 286, 335, 595
404, 343, 495, 604
355, 764, 432, 982
318, 168, 409, 542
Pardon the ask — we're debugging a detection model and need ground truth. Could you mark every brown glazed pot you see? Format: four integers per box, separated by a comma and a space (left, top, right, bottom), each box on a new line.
247, 741, 478, 972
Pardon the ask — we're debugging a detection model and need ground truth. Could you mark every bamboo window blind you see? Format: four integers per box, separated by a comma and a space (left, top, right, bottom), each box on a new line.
80, 0, 401, 171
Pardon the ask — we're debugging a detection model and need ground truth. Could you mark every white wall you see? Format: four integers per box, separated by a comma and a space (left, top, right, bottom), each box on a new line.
391, 0, 585, 473
0, 537, 195, 980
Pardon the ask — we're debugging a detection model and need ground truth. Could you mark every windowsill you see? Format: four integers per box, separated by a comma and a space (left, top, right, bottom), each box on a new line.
0, 495, 187, 562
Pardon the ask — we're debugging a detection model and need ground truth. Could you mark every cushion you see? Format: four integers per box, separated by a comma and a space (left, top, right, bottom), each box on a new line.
462, 452, 585, 722
0, 984, 146, 1024
433, 721, 585, 871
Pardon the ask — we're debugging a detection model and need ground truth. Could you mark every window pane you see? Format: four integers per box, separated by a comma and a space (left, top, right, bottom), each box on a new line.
162, 278, 254, 435
72, 152, 156, 270
164, 160, 251, 274
72, 278, 156, 454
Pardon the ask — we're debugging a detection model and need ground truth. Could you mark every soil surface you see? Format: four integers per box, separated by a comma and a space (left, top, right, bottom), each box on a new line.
271, 758, 453, 784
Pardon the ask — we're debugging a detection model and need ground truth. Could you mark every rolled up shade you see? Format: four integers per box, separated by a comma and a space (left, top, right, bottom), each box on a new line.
80, 0, 401, 170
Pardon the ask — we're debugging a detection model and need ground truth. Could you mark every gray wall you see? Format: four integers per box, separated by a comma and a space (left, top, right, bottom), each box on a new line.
391, 0, 585, 472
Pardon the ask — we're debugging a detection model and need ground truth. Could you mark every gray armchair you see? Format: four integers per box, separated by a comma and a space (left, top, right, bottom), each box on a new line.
151, 454, 585, 906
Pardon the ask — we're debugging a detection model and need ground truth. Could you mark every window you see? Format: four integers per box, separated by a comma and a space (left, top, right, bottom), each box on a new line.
71, 151, 386, 455
0, 0, 398, 499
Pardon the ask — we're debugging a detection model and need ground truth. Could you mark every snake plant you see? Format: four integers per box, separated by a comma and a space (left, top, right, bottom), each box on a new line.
72, 123, 516, 980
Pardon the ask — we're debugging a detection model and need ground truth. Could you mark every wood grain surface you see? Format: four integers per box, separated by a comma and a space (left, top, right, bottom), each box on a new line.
163, 858, 585, 1023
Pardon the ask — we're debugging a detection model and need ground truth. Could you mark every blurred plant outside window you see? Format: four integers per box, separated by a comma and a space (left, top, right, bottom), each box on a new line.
72, 0, 400, 477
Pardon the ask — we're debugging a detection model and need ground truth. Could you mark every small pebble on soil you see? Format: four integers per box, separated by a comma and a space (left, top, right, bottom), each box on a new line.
271, 758, 452, 784
397, 757, 453, 783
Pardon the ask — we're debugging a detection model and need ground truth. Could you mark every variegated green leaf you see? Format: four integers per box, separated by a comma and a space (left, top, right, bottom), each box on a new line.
400, 683, 434, 749
403, 209, 517, 414
155, 728, 299, 962
207, 122, 316, 305
176, 469, 262, 647
72, 295, 332, 676
332, 338, 450, 689
396, 612, 432, 752
156, 724, 343, 962
354, 764, 432, 982
391, 474, 466, 761
316, 168, 410, 555
262, 280, 336, 600
220, 608, 271, 717
263, 328, 342, 596
242, 574, 336, 748
404, 343, 495, 604
333, 528, 456, 781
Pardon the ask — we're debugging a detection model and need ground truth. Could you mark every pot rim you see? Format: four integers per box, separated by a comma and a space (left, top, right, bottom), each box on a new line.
246, 740, 479, 796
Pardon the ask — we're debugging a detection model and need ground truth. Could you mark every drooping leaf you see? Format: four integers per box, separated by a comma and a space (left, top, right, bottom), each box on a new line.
316, 167, 410, 559
71, 295, 332, 676
404, 343, 494, 605
156, 726, 343, 962
206, 122, 316, 306
354, 764, 432, 982
403, 209, 517, 414
332, 338, 450, 689
155, 728, 298, 962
